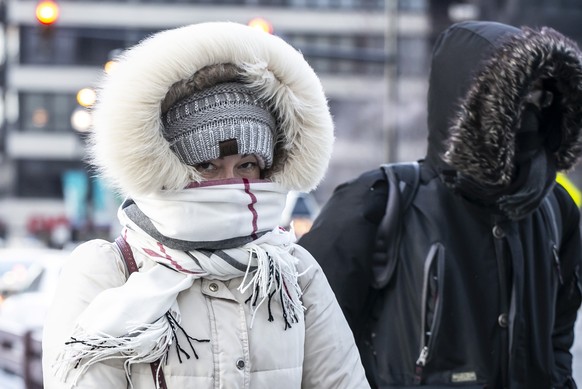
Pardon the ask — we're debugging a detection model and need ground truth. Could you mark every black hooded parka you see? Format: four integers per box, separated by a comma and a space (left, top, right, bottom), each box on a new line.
299, 21, 582, 389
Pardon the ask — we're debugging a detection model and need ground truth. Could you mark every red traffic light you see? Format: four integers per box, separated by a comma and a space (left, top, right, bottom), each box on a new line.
36, 1, 60, 26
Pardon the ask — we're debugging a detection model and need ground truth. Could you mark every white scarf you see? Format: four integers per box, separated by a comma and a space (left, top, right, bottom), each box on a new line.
55, 179, 305, 386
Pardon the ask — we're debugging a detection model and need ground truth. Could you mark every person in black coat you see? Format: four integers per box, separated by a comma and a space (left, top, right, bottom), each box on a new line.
299, 20, 582, 389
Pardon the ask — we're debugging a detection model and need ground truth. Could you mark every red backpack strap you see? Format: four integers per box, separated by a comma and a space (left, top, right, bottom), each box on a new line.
114, 236, 168, 389
115, 236, 139, 274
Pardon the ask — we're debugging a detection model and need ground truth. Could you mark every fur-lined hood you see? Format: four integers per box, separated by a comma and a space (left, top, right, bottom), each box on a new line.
427, 21, 582, 186
89, 22, 334, 196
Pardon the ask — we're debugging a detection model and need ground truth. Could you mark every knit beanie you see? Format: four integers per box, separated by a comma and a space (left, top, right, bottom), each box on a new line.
162, 82, 276, 169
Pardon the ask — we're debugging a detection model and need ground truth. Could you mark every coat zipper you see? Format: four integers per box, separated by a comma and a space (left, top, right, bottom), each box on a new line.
414, 346, 429, 384
552, 244, 564, 285
414, 243, 443, 385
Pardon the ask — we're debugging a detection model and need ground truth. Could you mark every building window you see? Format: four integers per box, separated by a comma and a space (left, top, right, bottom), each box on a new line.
285, 33, 385, 75
19, 26, 154, 66
15, 159, 85, 198
19, 92, 77, 133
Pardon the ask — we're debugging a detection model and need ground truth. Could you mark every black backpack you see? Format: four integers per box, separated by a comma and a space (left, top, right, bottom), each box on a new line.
364, 161, 563, 388
371, 160, 562, 288
371, 161, 421, 289
302, 159, 566, 387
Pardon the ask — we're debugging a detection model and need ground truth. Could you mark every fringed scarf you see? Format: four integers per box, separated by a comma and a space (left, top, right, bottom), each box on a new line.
54, 178, 305, 386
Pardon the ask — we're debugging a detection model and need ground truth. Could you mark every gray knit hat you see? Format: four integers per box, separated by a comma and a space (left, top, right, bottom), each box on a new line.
162, 82, 276, 168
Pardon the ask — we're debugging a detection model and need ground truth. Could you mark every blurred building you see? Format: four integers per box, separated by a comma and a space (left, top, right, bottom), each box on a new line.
0, 0, 431, 243
479, 0, 582, 44
3, 0, 579, 243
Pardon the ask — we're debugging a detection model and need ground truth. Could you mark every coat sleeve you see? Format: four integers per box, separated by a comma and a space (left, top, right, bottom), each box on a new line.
42, 240, 130, 389
552, 185, 582, 388
294, 245, 370, 389
297, 170, 387, 340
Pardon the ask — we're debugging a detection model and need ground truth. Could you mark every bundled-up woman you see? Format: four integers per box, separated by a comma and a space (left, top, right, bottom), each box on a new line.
42, 21, 369, 389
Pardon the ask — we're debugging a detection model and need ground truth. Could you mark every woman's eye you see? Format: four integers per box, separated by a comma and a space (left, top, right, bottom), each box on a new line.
239, 162, 258, 170
194, 162, 215, 171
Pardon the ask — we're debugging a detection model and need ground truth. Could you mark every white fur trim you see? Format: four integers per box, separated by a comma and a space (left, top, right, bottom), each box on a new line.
90, 22, 334, 196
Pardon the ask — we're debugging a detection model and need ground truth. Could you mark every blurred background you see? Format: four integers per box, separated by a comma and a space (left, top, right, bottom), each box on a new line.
0, 0, 581, 248
0, 0, 581, 387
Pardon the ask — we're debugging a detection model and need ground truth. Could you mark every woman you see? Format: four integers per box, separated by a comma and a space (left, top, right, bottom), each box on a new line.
42, 22, 369, 388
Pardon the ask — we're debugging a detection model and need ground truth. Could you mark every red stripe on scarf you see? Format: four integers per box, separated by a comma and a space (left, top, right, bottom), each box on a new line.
142, 243, 205, 275
243, 178, 259, 240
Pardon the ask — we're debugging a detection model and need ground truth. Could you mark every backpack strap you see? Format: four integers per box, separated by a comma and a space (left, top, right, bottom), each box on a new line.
540, 194, 561, 247
371, 161, 421, 289
114, 236, 169, 389
539, 194, 564, 284
115, 236, 139, 274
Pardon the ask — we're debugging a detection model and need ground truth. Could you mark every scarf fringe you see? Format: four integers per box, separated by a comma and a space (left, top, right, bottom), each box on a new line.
54, 316, 173, 387
239, 242, 305, 329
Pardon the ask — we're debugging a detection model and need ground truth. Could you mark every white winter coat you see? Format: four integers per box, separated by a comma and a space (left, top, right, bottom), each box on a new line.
42, 239, 370, 389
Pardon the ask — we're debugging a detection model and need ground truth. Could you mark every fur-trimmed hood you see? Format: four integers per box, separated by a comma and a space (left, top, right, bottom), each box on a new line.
427, 21, 582, 187
89, 22, 334, 197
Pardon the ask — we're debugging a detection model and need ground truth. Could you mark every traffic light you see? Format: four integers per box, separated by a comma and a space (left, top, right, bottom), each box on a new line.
35, 0, 59, 26
247, 17, 273, 35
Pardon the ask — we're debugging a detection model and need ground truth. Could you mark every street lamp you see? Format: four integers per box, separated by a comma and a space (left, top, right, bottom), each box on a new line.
70, 108, 92, 133
35, 1, 59, 26
72, 87, 95, 132
247, 17, 273, 35
76, 88, 96, 108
